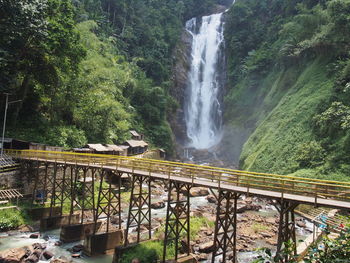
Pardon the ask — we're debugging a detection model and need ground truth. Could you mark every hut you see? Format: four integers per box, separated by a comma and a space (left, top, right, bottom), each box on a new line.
123, 140, 148, 155
129, 130, 144, 141
84, 144, 112, 154
104, 144, 124, 155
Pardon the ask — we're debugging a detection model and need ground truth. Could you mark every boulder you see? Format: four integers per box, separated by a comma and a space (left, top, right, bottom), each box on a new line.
24, 254, 39, 263
151, 201, 165, 209
237, 204, 261, 213
72, 244, 84, 252
189, 187, 209, 197
0, 247, 29, 263
198, 241, 214, 253
206, 195, 216, 204
42, 251, 54, 260
29, 233, 39, 239
296, 220, 306, 228
50, 258, 70, 263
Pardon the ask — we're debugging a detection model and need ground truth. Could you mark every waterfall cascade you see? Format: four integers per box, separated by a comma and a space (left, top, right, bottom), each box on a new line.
184, 13, 225, 150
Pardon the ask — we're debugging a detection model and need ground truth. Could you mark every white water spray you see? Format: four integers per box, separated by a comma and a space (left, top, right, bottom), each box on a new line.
185, 13, 225, 149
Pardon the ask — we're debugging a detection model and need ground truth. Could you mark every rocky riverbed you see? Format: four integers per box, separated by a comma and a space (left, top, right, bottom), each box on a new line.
0, 182, 313, 263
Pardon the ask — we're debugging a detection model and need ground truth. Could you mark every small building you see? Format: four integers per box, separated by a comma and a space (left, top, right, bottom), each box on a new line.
159, 148, 166, 159
84, 144, 112, 154
117, 145, 129, 156
104, 144, 125, 155
2, 138, 63, 151
130, 130, 144, 141
72, 148, 93, 154
123, 140, 148, 155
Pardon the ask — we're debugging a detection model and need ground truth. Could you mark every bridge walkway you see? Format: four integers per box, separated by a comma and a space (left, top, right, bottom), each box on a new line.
7, 149, 350, 209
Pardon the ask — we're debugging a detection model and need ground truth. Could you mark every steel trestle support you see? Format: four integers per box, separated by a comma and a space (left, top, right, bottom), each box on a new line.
273, 200, 298, 262
125, 174, 151, 244
94, 170, 121, 234
162, 181, 191, 262
212, 190, 240, 263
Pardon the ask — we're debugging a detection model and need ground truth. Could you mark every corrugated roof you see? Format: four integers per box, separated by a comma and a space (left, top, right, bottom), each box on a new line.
125, 140, 148, 148
130, 130, 140, 137
86, 144, 110, 152
119, 145, 129, 150
104, 144, 123, 152
73, 148, 93, 152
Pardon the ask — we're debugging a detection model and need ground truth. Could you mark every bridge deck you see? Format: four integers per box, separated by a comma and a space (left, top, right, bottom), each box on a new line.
7, 150, 350, 210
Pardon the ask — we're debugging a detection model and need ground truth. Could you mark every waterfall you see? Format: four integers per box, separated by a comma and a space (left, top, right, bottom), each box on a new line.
184, 13, 225, 150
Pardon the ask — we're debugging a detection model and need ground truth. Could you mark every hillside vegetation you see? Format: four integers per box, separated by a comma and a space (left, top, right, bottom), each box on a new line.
224, 0, 350, 180
0, 0, 226, 152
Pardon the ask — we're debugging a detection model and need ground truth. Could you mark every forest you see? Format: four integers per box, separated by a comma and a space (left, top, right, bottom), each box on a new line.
0, 0, 227, 152
1, 0, 350, 180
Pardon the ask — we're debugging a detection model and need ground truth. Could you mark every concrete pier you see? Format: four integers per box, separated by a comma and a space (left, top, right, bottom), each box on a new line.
40, 214, 80, 231
60, 222, 101, 243
27, 207, 61, 221
84, 230, 124, 256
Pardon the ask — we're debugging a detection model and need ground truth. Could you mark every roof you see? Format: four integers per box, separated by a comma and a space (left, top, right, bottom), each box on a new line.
73, 148, 93, 152
86, 144, 111, 152
119, 145, 129, 150
130, 130, 140, 137
125, 140, 148, 148
104, 144, 123, 152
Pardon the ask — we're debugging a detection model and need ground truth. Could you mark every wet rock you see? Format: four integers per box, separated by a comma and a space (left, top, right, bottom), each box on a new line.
189, 187, 209, 197
72, 244, 84, 252
29, 233, 39, 239
25, 254, 39, 263
237, 204, 261, 213
151, 201, 165, 209
0, 247, 28, 263
198, 241, 214, 253
296, 220, 306, 228
54, 241, 62, 246
206, 195, 216, 204
42, 251, 54, 260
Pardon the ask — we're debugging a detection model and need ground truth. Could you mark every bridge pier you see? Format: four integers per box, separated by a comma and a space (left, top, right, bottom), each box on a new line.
212, 191, 240, 263
94, 169, 122, 233
274, 200, 298, 261
125, 174, 151, 244
163, 181, 191, 262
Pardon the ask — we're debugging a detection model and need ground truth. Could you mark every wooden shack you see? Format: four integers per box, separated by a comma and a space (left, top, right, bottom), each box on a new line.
104, 144, 125, 155
2, 138, 63, 151
130, 130, 144, 141
84, 144, 112, 154
123, 140, 148, 155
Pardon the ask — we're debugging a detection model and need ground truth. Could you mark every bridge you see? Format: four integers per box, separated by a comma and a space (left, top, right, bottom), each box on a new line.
6, 149, 350, 262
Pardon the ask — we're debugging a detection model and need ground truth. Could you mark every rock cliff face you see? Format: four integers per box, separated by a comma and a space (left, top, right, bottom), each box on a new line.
169, 29, 193, 150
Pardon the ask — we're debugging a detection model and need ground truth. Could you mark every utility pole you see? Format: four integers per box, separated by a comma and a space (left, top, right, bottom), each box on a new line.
1, 93, 21, 157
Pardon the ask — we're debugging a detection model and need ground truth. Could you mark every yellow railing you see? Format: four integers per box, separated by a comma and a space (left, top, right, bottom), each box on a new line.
6, 149, 350, 203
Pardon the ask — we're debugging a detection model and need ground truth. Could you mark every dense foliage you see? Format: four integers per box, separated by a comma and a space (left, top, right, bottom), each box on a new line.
0, 0, 229, 152
224, 0, 350, 179
252, 228, 350, 263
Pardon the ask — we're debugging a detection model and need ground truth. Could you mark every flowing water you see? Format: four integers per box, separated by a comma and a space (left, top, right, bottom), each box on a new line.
185, 13, 225, 149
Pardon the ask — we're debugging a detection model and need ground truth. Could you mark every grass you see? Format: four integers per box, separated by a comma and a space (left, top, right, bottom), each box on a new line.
234, 58, 334, 176
251, 223, 268, 234
0, 206, 31, 231
120, 241, 175, 263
